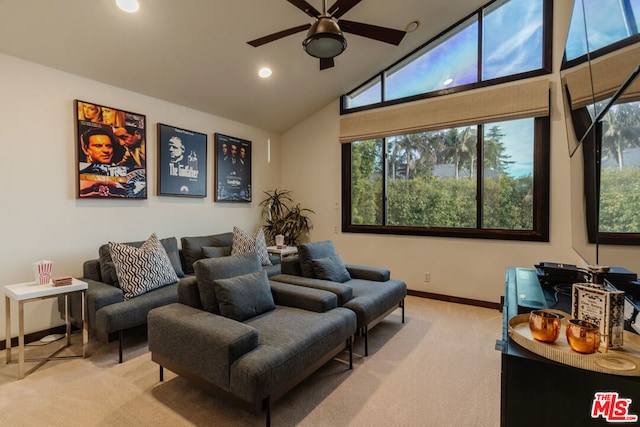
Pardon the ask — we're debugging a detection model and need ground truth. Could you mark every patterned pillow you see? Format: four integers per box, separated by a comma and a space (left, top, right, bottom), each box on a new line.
108, 233, 179, 300
231, 226, 272, 266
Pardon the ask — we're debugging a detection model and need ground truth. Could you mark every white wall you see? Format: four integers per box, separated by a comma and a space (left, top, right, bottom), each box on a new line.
280, 0, 579, 304
0, 53, 281, 340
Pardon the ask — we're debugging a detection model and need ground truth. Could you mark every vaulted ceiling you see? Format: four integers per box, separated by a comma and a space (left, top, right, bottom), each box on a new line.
0, 0, 487, 132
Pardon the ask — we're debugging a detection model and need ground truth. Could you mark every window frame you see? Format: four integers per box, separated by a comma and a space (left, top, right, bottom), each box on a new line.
581, 109, 640, 246
341, 117, 550, 241
340, 0, 553, 115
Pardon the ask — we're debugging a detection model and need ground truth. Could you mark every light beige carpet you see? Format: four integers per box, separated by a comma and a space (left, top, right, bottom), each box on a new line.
0, 296, 502, 426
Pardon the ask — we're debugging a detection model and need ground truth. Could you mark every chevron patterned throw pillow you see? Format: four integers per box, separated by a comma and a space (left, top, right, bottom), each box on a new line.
109, 233, 179, 300
231, 226, 272, 266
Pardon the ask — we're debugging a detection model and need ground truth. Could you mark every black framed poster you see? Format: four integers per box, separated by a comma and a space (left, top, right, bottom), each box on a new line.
157, 123, 207, 197
214, 133, 251, 202
75, 100, 147, 199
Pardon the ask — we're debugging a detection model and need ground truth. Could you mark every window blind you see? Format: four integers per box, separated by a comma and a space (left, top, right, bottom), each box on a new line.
339, 78, 550, 143
563, 42, 640, 109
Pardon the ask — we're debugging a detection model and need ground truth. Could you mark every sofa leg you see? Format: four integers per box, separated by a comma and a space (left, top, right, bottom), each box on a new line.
263, 396, 271, 427
348, 336, 353, 369
363, 326, 369, 357
119, 330, 123, 363
401, 299, 405, 323
159, 365, 164, 382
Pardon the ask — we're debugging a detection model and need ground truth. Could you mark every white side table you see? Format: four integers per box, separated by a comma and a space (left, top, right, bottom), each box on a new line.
4, 278, 88, 379
266, 246, 298, 261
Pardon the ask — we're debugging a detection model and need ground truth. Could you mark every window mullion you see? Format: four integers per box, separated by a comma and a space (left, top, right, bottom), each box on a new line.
382, 137, 389, 226
477, 124, 484, 228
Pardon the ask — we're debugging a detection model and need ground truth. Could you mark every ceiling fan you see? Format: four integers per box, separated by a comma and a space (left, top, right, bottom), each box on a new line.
247, 0, 407, 70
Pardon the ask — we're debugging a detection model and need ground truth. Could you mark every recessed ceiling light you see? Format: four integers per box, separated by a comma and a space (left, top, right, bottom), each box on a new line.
258, 67, 272, 78
405, 20, 420, 33
443, 78, 454, 86
116, 0, 139, 13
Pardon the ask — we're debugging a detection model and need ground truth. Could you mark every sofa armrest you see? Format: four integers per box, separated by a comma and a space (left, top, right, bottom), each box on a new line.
148, 303, 259, 390
177, 275, 200, 308
83, 278, 124, 328
269, 254, 281, 266
280, 256, 303, 276
269, 280, 337, 313
83, 259, 102, 282
345, 264, 391, 282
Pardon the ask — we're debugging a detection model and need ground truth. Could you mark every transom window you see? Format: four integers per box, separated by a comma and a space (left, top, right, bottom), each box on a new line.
342, 0, 550, 112
565, 0, 640, 63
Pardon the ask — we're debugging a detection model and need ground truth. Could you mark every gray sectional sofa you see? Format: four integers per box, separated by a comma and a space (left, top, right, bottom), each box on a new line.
272, 240, 407, 356
148, 253, 357, 426
62, 232, 281, 363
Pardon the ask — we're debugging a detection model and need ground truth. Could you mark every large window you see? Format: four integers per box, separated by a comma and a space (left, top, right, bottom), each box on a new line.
599, 101, 640, 237
343, 0, 550, 112
343, 117, 549, 241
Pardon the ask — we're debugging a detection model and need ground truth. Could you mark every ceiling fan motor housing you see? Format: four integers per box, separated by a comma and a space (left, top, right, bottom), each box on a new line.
303, 16, 347, 58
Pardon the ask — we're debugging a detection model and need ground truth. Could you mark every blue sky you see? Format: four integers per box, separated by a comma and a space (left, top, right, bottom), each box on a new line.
489, 118, 534, 178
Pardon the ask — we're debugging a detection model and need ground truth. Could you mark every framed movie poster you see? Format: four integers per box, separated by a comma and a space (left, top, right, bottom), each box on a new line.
214, 133, 251, 202
75, 100, 147, 199
157, 124, 207, 197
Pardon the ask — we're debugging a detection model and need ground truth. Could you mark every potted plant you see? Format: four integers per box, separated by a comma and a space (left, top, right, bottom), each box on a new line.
259, 189, 314, 246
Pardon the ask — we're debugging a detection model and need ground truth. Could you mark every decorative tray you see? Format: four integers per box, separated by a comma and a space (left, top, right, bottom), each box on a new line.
508, 311, 640, 377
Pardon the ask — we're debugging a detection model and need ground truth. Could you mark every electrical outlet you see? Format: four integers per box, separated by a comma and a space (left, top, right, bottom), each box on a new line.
424, 272, 431, 283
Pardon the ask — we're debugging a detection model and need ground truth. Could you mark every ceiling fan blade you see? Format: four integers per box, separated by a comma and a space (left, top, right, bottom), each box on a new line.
320, 57, 335, 70
339, 19, 406, 45
247, 23, 312, 47
287, 0, 321, 18
327, 0, 362, 19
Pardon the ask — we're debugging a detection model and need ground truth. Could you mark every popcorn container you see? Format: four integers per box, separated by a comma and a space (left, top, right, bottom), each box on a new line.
33, 260, 53, 285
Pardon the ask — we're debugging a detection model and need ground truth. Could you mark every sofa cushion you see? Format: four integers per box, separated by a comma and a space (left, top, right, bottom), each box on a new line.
180, 232, 234, 275
231, 226, 272, 266
194, 252, 262, 314
99, 236, 184, 286
213, 270, 275, 321
297, 240, 337, 278
311, 254, 351, 283
108, 233, 179, 300
202, 245, 232, 258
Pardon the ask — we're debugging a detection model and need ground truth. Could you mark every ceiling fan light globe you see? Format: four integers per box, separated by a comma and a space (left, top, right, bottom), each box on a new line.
303, 17, 347, 59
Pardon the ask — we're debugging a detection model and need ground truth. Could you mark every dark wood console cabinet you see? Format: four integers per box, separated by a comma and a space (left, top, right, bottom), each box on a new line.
499, 268, 640, 426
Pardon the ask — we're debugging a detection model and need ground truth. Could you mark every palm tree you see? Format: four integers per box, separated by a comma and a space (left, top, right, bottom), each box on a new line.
600, 102, 640, 170
439, 127, 477, 178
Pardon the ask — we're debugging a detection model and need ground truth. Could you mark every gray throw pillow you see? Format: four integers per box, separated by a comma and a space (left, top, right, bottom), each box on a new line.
108, 233, 179, 300
297, 240, 337, 278
180, 232, 234, 274
202, 246, 232, 258
194, 252, 262, 314
311, 254, 352, 283
213, 270, 275, 321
